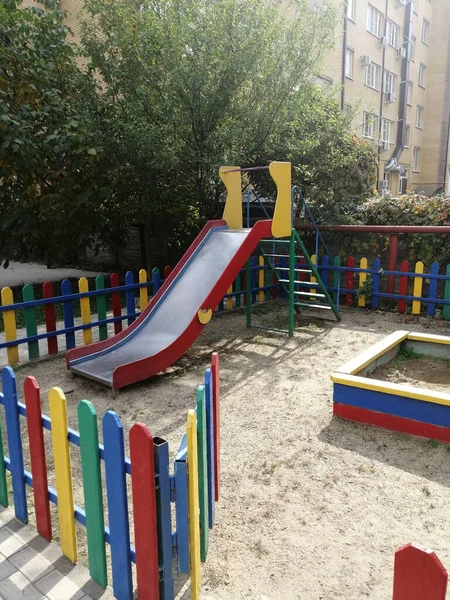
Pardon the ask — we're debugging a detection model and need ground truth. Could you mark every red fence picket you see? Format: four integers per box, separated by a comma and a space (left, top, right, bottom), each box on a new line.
393, 543, 447, 600
398, 260, 409, 314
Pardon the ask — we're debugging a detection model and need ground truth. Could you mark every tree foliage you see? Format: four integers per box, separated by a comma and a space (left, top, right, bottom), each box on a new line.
80, 0, 345, 253
360, 193, 450, 264
0, 0, 129, 265
1, 0, 378, 265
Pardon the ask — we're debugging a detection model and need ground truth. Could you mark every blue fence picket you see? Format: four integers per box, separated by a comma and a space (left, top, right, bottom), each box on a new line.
61, 279, 75, 350
372, 258, 381, 309
102, 411, 133, 600
2, 368, 28, 523
125, 271, 135, 326
175, 436, 189, 574
152, 268, 161, 297
154, 438, 174, 598
428, 262, 439, 317
204, 369, 215, 529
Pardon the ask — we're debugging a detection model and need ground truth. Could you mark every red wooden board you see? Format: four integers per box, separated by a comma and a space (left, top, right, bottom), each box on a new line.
130, 424, 159, 600
393, 543, 447, 600
334, 403, 450, 444
43, 282, 58, 355
24, 377, 52, 541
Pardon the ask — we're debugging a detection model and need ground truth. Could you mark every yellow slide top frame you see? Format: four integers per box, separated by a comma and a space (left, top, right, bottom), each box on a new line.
219, 161, 291, 238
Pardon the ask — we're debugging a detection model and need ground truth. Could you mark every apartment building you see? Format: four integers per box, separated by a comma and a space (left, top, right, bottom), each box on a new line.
319, 0, 450, 196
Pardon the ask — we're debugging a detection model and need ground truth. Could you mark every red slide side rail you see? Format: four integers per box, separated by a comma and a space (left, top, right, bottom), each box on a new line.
66, 220, 227, 366
111, 220, 273, 389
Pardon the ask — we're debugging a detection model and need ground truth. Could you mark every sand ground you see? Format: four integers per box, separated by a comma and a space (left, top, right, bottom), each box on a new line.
4, 303, 450, 600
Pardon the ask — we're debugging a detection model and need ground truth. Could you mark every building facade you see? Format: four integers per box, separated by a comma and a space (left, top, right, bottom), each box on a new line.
320, 0, 450, 196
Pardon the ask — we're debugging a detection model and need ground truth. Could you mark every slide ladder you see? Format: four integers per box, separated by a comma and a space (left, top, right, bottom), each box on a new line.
258, 228, 341, 335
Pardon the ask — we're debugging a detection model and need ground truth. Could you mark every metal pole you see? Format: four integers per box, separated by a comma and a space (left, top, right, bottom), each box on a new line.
288, 230, 295, 336
387, 233, 399, 296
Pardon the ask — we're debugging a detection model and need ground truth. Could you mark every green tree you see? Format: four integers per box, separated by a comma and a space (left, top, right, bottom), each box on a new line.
81, 0, 340, 256
0, 0, 130, 266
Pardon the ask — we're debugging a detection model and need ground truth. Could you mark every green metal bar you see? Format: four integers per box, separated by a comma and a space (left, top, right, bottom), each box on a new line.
288, 229, 295, 336
246, 259, 252, 327
292, 230, 341, 321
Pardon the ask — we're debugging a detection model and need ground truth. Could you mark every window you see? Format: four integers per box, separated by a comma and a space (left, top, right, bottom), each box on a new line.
346, 0, 356, 21
345, 48, 354, 78
344, 104, 352, 117
422, 19, 430, 45
365, 62, 381, 89
404, 125, 411, 147
386, 20, 400, 48
399, 169, 408, 194
384, 70, 397, 97
406, 81, 413, 105
413, 147, 421, 172
410, 36, 416, 61
363, 112, 378, 139
381, 118, 394, 148
412, 0, 418, 14
367, 5, 383, 37
416, 105, 424, 128
419, 63, 427, 87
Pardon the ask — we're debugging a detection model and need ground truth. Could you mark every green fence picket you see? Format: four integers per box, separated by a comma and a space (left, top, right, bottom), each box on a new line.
196, 385, 209, 562
22, 284, 39, 360
95, 276, 108, 341
444, 265, 450, 320
78, 400, 107, 588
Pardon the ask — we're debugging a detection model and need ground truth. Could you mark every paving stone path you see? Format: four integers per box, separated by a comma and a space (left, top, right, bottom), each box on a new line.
0, 507, 114, 600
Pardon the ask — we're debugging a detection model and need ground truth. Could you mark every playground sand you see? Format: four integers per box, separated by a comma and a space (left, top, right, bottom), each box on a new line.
4, 304, 450, 599
369, 355, 450, 394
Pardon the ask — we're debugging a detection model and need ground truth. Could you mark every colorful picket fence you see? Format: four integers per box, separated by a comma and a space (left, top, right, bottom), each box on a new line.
393, 543, 448, 600
0, 352, 220, 600
3, 254, 450, 366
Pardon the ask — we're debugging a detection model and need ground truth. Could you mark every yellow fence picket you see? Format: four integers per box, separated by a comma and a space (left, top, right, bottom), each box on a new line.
258, 257, 265, 303
78, 278, 92, 346
412, 261, 424, 315
49, 388, 77, 563
358, 258, 368, 307
139, 269, 148, 310
1, 288, 19, 365
187, 409, 201, 600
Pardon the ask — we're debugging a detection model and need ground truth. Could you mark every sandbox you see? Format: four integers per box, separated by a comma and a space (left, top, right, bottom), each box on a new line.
331, 330, 450, 443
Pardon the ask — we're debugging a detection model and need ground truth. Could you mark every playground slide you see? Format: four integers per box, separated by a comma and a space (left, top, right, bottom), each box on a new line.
67, 218, 272, 390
